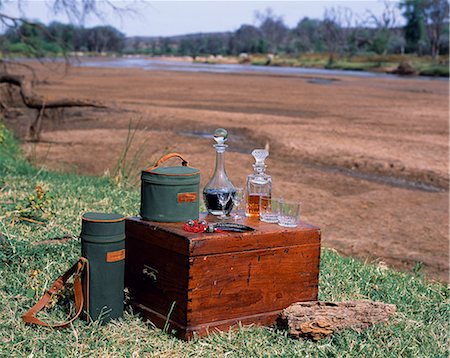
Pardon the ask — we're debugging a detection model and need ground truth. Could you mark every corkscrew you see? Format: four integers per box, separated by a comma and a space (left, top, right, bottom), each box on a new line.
183, 220, 255, 233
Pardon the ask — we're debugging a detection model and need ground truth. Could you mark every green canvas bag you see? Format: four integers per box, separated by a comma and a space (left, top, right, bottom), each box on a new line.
140, 153, 200, 222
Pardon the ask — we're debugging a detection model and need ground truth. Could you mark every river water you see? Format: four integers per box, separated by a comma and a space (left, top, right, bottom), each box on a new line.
77, 57, 447, 81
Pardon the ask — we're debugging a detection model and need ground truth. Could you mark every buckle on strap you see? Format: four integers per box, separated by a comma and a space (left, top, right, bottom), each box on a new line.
47, 278, 63, 295
76, 258, 87, 276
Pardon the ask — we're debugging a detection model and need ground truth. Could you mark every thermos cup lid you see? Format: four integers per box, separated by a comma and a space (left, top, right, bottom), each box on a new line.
148, 165, 200, 176
81, 212, 125, 243
141, 152, 200, 186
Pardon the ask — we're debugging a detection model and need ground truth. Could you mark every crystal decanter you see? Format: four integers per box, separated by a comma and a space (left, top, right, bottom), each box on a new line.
203, 128, 236, 216
245, 149, 272, 217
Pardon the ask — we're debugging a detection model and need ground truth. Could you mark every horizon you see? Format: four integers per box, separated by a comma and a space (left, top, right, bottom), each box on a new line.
6, 0, 402, 37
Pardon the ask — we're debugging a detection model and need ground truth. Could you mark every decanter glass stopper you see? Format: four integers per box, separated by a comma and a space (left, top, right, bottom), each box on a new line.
252, 149, 268, 172
214, 128, 228, 141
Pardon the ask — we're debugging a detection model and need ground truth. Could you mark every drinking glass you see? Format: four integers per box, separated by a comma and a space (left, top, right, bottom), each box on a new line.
217, 190, 231, 219
278, 200, 301, 227
231, 188, 244, 220
260, 197, 280, 223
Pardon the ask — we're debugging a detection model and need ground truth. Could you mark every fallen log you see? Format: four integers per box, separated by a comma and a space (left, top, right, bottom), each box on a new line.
279, 300, 396, 341
0, 73, 108, 141
0, 74, 107, 109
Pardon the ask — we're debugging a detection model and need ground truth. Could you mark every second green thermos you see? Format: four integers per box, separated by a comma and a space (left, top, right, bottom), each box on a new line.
80, 212, 125, 324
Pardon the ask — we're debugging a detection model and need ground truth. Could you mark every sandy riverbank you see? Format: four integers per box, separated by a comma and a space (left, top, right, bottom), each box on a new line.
5, 62, 448, 281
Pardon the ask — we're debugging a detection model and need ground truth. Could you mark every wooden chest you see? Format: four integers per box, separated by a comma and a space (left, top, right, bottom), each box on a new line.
125, 215, 321, 340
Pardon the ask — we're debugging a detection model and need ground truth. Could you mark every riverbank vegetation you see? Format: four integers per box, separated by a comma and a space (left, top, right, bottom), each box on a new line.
0, 123, 448, 356
1, 1, 448, 76
196, 53, 449, 77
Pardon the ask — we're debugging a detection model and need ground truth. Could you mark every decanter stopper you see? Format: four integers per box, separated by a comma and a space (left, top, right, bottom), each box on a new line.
252, 149, 268, 167
214, 128, 228, 145
252, 149, 268, 174
213, 128, 228, 153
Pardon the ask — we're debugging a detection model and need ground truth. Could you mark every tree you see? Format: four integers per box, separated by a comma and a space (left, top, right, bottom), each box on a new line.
255, 8, 289, 54
231, 24, 263, 54
423, 0, 450, 58
291, 17, 325, 54
399, 0, 449, 56
204, 34, 230, 56
0, 1, 130, 140
84, 26, 125, 53
366, 1, 399, 55
399, 0, 427, 53
47, 21, 76, 51
322, 7, 354, 64
438, 17, 449, 54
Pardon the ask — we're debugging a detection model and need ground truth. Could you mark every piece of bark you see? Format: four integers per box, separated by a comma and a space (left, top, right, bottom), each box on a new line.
32, 236, 73, 245
279, 300, 396, 341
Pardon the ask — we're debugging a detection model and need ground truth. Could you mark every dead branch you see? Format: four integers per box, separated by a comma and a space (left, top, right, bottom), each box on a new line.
0, 74, 107, 109
279, 300, 396, 341
0, 60, 38, 82
0, 73, 108, 141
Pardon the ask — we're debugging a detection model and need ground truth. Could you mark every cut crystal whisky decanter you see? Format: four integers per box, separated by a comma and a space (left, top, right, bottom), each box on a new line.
245, 149, 272, 217
203, 128, 236, 216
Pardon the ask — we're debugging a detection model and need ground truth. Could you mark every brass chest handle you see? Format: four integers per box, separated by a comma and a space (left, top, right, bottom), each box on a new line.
142, 265, 158, 283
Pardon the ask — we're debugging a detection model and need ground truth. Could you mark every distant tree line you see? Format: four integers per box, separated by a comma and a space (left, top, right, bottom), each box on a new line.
0, 0, 448, 60
0, 21, 125, 56
126, 1, 449, 60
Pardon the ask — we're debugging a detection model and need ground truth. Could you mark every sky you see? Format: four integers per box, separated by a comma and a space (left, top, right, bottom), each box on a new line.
4, 1, 401, 37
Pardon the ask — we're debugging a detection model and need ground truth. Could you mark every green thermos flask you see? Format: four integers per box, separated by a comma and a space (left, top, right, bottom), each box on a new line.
81, 212, 125, 324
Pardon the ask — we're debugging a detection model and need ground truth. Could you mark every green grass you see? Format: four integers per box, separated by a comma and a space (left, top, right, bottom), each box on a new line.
417, 64, 450, 77
248, 53, 450, 77
324, 61, 384, 71
0, 125, 448, 357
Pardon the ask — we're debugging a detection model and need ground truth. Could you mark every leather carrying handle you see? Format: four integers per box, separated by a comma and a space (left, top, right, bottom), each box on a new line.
146, 152, 189, 172
22, 257, 89, 328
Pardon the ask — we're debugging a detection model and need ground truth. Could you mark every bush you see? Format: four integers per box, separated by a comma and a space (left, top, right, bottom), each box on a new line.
419, 65, 450, 77
41, 42, 62, 54
6, 42, 32, 54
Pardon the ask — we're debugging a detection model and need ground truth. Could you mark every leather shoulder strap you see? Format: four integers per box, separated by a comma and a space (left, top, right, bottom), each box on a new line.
22, 257, 89, 328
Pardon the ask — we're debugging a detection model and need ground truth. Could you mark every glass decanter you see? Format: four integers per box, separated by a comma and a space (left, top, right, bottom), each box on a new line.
245, 149, 272, 217
203, 128, 236, 216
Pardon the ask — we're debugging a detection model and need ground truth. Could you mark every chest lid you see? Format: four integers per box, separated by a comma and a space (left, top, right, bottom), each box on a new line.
126, 215, 320, 257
